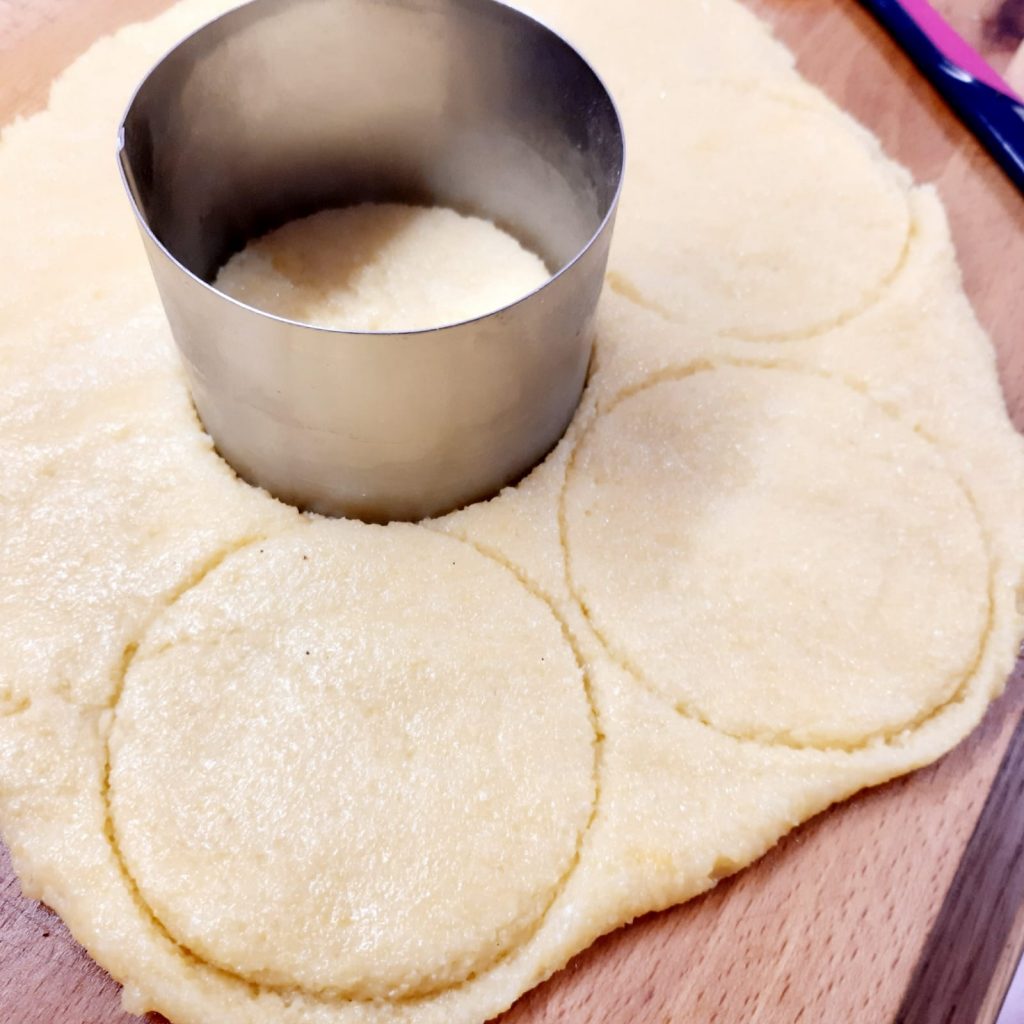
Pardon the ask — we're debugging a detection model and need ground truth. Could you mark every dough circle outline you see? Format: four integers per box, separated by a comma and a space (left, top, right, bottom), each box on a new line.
560, 359, 995, 752
100, 528, 601, 1008
608, 80, 914, 343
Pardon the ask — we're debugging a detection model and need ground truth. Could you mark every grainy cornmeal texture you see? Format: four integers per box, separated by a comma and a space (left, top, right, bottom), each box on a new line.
1, 2, 1023, 1024
214, 204, 550, 331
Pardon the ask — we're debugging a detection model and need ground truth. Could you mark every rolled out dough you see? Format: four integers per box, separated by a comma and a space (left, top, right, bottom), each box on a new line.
108, 522, 595, 1000
1, 2, 1023, 1024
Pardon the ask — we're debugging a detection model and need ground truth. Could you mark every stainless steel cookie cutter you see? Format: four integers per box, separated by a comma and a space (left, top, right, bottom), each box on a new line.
118, 0, 624, 522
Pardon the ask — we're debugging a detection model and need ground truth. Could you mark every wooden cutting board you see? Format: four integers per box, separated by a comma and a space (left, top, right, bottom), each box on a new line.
1, 2, 1023, 1022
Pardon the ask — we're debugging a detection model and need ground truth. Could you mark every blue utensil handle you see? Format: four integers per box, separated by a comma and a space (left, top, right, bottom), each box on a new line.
860, 0, 1024, 195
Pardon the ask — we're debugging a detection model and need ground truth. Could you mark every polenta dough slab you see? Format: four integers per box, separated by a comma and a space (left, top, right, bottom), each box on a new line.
530, 0, 912, 341
605, 82, 912, 340
214, 204, 550, 331
1, 1, 1023, 1023
0, 305, 299, 712
109, 521, 596, 1001
561, 365, 989, 748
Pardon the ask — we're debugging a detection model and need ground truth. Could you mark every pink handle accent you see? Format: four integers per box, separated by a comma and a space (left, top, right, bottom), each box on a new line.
899, 0, 1022, 100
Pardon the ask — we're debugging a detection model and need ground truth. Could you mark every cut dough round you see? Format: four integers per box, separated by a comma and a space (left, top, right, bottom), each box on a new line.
214, 203, 550, 332
610, 84, 911, 339
563, 366, 989, 747
107, 521, 595, 1000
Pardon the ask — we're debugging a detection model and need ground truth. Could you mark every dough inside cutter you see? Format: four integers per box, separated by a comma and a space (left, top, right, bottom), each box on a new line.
214, 203, 550, 332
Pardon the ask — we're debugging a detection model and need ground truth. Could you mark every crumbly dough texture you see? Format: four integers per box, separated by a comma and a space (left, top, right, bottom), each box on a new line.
1, 2, 1022, 1024
562, 365, 991, 749
109, 522, 595, 1000
214, 204, 550, 331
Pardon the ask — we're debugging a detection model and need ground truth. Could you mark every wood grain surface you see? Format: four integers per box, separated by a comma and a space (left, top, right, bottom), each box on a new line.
1, 2, 1023, 1023
897, 712, 1024, 1023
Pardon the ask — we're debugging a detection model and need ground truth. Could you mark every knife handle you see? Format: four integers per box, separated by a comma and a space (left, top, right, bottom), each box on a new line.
859, 0, 1024, 194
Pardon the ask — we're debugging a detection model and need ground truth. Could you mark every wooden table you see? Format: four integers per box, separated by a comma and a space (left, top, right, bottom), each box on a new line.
2, 2, 1023, 1022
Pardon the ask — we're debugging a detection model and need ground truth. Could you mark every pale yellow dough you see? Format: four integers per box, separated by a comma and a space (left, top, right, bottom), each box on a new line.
563, 366, 989, 748
214, 204, 550, 331
608, 82, 912, 339
1, 2, 1023, 1024
109, 521, 595, 1000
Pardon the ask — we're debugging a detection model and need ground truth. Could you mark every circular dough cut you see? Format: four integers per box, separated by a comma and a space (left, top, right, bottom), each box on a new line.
564, 366, 988, 747
611, 84, 911, 339
108, 521, 595, 1000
